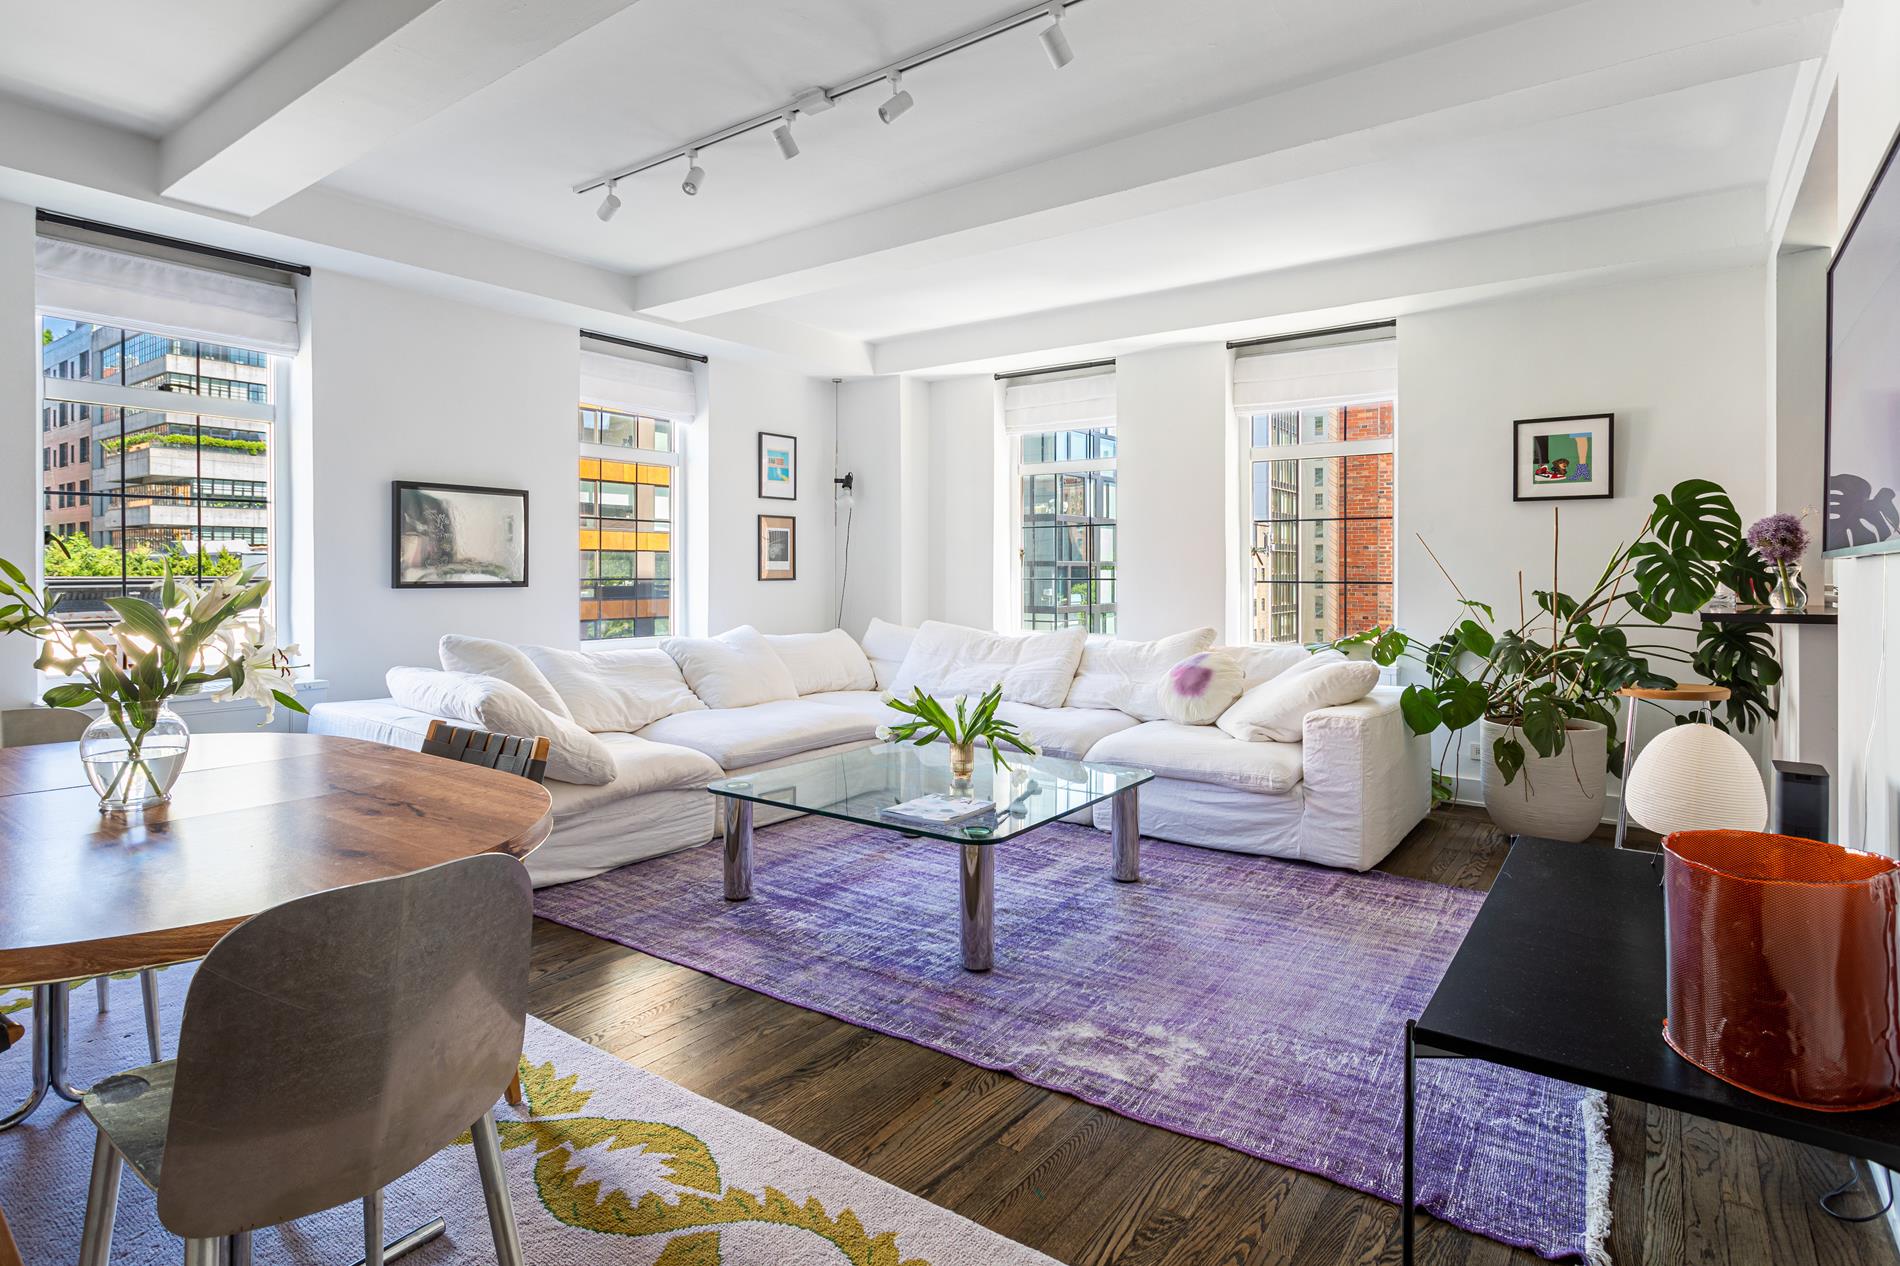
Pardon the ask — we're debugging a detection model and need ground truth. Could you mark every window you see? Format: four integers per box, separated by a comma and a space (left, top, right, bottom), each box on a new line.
1234, 331, 1396, 646
37, 318, 282, 631
1004, 368, 1117, 633
579, 408, 677, 641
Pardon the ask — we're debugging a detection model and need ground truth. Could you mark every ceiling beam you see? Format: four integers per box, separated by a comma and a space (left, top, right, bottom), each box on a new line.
869, 190, 1765, 375
631, 0, 1837, 323
160, 0, 645, 218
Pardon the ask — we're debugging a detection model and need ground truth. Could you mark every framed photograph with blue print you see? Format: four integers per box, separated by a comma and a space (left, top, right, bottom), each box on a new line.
758, 432, 798, 500
1513, 414, 1614, 501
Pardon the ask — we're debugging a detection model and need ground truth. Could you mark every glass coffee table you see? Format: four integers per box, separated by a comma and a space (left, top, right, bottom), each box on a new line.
707, 743, 1153, 971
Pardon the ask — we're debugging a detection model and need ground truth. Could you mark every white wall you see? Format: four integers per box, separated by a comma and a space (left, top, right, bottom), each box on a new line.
924, 375, 1003, 628
1398, 266, 1769, 800
699, 360, 835, 634
1827, 0, 1900, 855
834, 375, 930, 637
1115, 344, 1232, 639
299, 270, 580, 703
0, 200, 37, 709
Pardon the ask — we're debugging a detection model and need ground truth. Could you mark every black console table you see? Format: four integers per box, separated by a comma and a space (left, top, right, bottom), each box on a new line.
1402, 837, 1900, 1263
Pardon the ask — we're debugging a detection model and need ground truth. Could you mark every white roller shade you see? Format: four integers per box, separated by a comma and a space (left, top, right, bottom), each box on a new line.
580, 347, 699, 420
1003, 370, 1116, 433
1233, 336, 1396, 409
35, 236, 299, 353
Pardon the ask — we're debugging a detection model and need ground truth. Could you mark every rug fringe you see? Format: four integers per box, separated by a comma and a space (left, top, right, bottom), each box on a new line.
1580, 1089, 1614, 1266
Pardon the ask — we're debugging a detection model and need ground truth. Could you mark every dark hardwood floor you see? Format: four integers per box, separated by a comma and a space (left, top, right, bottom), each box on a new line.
526, 807, 1898, 1265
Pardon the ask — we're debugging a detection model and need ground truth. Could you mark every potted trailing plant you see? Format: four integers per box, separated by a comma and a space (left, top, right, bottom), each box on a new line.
0, 556, 304, 812
880, 684, 1039, 781
1329, 479, 1780, 841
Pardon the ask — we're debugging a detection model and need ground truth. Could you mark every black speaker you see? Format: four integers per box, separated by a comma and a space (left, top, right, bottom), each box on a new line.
1772, 760, 1830, 842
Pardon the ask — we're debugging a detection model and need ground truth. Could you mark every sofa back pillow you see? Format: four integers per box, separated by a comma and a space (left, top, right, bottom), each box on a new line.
764, 629, 877, 695
662, 625, 800, 709
1220, 643, 1322, 688
1066, 627, 1217, 720
438, 634, 572, 719
889, 621, 1086, 709
522, 644, 705, 734
1215, 658, 1380, 743
387, 666, 615, 784
1157, 650, 1247, 725
858, 618, 918, 692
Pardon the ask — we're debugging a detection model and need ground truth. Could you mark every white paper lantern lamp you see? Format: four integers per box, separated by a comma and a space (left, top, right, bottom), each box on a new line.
1623, 722, 1768, 837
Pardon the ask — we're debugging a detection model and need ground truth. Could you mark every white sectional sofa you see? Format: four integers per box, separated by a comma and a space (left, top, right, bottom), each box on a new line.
308, 620, 1431, 885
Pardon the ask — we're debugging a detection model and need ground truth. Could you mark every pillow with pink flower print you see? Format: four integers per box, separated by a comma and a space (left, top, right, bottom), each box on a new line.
1157, 650, 1246, 725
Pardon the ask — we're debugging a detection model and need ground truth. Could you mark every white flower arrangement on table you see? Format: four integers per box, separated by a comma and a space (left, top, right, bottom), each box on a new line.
878, 683, 1040, 771
0, 556, 304, 801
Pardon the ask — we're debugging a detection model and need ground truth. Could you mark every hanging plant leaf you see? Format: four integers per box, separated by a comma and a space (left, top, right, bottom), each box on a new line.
1520, 694, 1568, 758
1456, 619, 1494, 658
1370, 626, 1411, 666
1492, 734, 1526, 784
1692, 621, 1780, 733
1399, 683, 1442, 735
1435, 677, 1489, 730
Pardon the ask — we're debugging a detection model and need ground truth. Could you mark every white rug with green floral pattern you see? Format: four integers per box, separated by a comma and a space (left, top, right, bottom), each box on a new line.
0, 974, 1053, 1265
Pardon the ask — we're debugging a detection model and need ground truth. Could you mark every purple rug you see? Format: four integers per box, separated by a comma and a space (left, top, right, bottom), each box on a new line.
536, 818, 1610, 1262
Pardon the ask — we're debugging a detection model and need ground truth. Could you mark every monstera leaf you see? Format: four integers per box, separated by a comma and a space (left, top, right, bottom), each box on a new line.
1693, 621, 1780, 733
1648, 479, 1743, 558
1624, 540, 1721, 621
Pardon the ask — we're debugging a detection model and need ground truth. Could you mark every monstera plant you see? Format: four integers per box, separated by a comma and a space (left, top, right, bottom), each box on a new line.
1329, 479, 1780, 834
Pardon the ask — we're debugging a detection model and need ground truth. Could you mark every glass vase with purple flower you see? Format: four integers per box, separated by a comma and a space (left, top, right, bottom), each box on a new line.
1745, 511, 1811, 612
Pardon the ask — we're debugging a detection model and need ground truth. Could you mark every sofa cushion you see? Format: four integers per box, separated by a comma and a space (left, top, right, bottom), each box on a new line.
1086, 721, 1303, 795
546, 732, 724, 814
438, 634, 572, 719
860, 618, 917, 692
1065, 627, 1216, 719
800, 689, 894, 728
387, 665, 614, 785
1157, 650, 1246, 725
890, 621, 1086, 709
765, 629, 877, 694
1217, 658, 1380, 743
994, 702, 1140, 760
638, 698, 878, 769
662, 626, 799, 709
522, 644, 704, 733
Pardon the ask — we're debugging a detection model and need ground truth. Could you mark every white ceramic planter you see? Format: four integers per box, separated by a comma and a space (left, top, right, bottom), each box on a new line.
1480, 716, 1609, 842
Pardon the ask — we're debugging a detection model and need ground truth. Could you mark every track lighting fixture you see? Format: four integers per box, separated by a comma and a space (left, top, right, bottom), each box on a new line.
575, 1, 1093, 211
1039, 5, 1074, 69
877, 73, 914, 124
772, 113, 799, 160
596, 180, 621, 222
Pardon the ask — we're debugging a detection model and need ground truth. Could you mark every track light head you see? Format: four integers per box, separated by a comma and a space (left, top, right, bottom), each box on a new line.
681, 150, 705, 196
772, 113, 799, 160
877, 73, 914, 125
1039, 5, 1073, 69
596, 180, 622, 222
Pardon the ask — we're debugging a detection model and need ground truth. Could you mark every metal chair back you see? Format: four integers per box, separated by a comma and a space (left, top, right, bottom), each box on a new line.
154, 853, 532, 1239
421, 720, 550, 784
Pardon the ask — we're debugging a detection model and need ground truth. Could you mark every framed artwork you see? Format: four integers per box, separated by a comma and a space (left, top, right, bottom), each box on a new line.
758, 514, 796, 581
758, 432, 798, 499
392, 481, 529, 588
1513, 414, 1614, 501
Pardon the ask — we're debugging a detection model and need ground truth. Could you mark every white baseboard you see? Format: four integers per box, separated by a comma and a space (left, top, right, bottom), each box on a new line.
1443, 773, 1624, 826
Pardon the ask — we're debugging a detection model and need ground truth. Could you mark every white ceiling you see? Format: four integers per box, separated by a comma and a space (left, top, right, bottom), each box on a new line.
0, 0, 338, 135
0, 0, 1838, 373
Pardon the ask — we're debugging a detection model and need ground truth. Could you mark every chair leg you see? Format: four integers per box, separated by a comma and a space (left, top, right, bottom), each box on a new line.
470, 1111, 524, 1266
363, 1189, 385, 1266
504, 1073, 523, 1108
183, 1237, 223, 1266
94, 976, 110, 1013
226, 1232, 252, 1266
140, 969, 163, 1063
78, 1131, 123, 1266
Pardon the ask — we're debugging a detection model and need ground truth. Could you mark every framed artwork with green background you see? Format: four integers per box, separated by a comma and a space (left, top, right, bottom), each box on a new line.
1514, 414, 1614, 501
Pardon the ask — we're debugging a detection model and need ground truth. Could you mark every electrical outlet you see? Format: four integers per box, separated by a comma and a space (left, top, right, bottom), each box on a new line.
1466, 741, 1482, 762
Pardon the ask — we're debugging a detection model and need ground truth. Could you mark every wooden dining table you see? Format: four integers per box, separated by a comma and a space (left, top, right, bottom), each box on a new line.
0, 731, 553, 1131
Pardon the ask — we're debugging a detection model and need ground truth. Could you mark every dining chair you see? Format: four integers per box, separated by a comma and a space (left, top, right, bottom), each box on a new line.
74, 852, 533, 1266
0, 710, 164, 1066
420, 719, 548, 1110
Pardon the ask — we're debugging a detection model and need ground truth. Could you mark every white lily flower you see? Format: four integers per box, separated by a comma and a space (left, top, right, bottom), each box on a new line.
190, 575, 242, 624
875, 724, 895, 743
215, 623, 301, 724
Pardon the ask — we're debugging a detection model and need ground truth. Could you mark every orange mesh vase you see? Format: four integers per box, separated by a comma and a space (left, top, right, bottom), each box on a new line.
1663, 830, 1900, 1111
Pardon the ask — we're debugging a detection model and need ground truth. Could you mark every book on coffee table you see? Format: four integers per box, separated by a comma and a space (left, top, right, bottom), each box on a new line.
880, 793, 998, 828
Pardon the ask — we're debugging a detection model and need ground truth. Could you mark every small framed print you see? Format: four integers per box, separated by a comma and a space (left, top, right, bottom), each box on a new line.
758, 432, 798, 500
758, 514, 796, 581
1513, 414, 1614, 501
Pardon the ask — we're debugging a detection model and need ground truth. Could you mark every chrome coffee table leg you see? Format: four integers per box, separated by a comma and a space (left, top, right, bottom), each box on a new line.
960, 844, 995, 972
723, 799, 754, 901
0, 984, 54, 1130
1111, 786, 1141, 883
47, 979, 86, 1102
